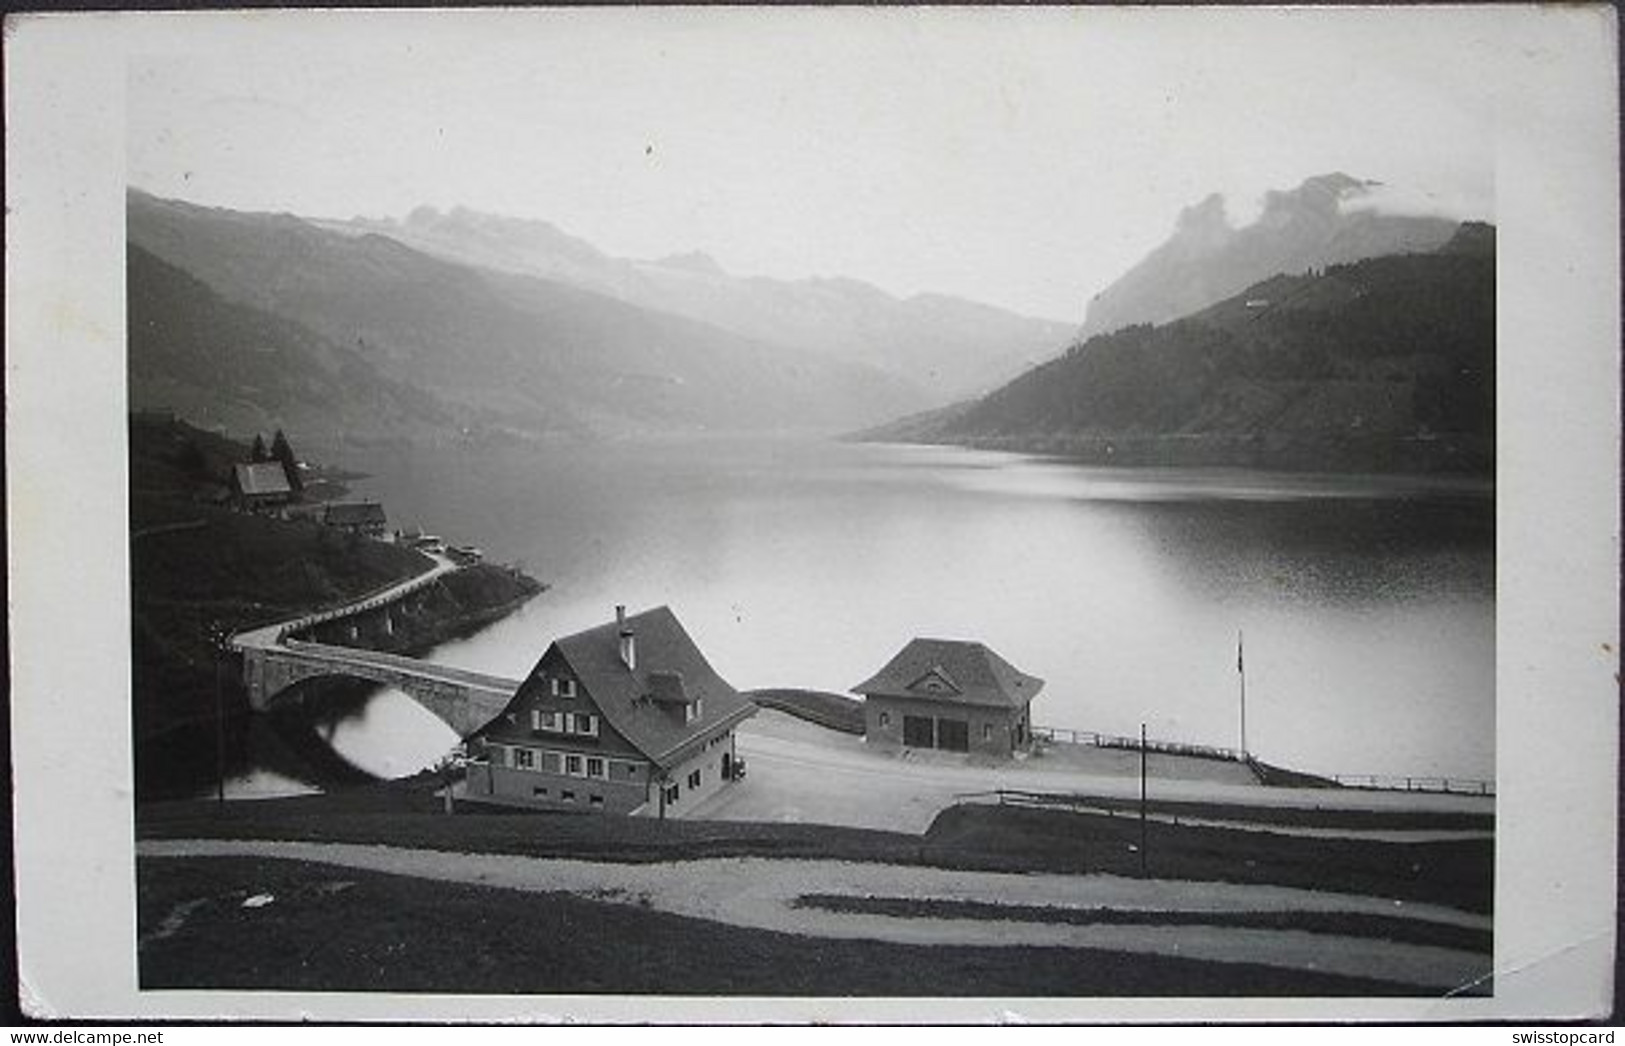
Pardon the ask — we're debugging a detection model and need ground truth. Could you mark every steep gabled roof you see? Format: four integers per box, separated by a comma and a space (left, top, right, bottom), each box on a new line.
551, 606, 756, 770
232, 462, 292, 497
851, 638, 1044, 710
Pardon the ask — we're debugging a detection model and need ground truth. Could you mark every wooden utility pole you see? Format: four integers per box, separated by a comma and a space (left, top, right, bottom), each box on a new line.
1138, 722, 1148, 878
1237, 630, 1248, 760
210, 623, 228, 811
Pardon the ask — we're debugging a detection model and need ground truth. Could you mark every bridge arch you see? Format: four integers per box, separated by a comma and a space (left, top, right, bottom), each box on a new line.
242, 643, 518, 738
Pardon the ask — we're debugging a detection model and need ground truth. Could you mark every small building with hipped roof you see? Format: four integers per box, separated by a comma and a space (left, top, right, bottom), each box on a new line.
851, 638, 1044, 758
464, 605, 756, 816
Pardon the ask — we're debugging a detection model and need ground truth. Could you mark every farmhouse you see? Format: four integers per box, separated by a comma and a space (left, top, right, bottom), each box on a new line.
323, 501, 388, 539
464, 606, 757, 816
230, 462, 293, 510
852, 638, 1044, 758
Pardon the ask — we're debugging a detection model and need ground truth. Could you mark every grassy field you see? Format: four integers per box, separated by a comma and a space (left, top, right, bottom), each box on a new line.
139, 781, 1492, 913
137, 854, 1434, 996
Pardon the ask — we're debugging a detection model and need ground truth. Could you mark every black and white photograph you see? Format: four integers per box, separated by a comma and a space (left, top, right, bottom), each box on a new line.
5, 4, 1618, 1024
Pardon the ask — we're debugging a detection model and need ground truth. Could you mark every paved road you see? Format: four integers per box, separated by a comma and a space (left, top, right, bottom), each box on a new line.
139, 838, 1491, 992
690, 711, 1495, 833
231, 551, 457, 653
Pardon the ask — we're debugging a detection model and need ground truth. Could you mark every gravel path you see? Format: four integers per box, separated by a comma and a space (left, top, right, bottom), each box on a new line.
139, 838, 1491, 992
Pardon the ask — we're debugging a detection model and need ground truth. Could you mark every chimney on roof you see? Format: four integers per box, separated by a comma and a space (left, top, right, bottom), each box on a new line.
616, 604, 636, 671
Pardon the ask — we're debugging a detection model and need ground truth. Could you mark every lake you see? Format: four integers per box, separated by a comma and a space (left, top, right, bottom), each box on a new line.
230, 434, 1494, 795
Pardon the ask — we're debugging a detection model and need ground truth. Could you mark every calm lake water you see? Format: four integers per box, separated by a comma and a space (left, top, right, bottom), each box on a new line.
230, 435, 1494, 795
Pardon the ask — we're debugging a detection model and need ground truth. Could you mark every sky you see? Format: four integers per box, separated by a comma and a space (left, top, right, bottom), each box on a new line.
127, 7, 1502, 321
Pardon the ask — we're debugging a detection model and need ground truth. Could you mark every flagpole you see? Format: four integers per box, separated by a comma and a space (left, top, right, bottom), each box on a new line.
1238, 629, 1248, 760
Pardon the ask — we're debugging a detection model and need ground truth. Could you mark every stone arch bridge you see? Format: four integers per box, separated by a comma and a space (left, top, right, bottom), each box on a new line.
230, 556, 521, 738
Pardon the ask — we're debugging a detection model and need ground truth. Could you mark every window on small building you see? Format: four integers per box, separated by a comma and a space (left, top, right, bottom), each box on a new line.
566, 754, 583, 776
879, 712, 890, 729
664, 783, 680, 805
983, 723, 993, 742
688, 769, 701, 789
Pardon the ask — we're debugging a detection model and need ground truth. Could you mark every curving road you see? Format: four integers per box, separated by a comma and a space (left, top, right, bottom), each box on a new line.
138, 838, 1492, 993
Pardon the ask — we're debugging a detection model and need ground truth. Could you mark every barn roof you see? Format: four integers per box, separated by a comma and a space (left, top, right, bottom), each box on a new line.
232, 462, 292, 497
851, 638, 1044, 710
547, 606, 756, 769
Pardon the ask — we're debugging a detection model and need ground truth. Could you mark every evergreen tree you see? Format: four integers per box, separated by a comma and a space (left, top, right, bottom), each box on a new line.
250, 433, 269, 462
270, 429, 303, 492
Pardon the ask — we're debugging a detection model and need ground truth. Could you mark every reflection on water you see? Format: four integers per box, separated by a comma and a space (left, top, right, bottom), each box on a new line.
242, 435, 1493, 795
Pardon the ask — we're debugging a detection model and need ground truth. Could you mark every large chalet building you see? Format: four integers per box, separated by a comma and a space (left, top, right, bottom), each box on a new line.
464, 606, 756, 817
853, 638, 1044, 758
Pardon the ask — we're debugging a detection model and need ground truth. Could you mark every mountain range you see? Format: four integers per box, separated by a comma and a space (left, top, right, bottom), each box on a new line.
1080, 173, 1463, 338
128, 190, 954, 442
319, 206, 1075, 402
866, 221, 1495, 474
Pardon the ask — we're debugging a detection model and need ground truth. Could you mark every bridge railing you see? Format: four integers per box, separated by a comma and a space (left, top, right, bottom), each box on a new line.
1330, 773, 1495, 797
1032, 724, 1495, 797
270, 556, 450, 642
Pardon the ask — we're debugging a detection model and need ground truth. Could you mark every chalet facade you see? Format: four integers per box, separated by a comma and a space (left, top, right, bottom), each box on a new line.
464, 605, 757, 816
323, 501, 388, 538
230, 462, 294, 510
852, 639, 1044, 758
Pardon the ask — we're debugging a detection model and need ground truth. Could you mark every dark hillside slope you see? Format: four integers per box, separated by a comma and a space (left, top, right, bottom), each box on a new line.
871, 238, 1494, 474
128, 245, 449, 440
128, 190, 922, 436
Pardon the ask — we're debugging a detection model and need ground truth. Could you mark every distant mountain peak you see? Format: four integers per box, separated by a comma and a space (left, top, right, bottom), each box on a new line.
652, 250, 727, 277
1081, 173, 1460, 336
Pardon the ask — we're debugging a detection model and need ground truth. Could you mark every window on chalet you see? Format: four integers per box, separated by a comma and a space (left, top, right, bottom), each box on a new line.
488, 745, 507, 767
578, 713, 599, 737
585, 757, 606, 779
561, 790, 575, 802
663, 783, 680, 805
687, 769, 701, 789
539, 711, 562, 733
532, 786, 548, 797
565, 754, 583, 776
549, 677, 578, 699
514, 748, 535, 770
530, 709, 541, 731
589, 794, 604, 807
540, 751, 561, 774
